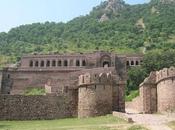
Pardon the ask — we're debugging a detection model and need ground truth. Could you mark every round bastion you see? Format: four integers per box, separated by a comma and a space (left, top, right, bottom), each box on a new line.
78, 72, 113, 118
156, 67, 175, 112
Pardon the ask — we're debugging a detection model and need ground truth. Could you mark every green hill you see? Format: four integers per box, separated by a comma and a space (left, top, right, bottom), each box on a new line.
0, 0, 175, 64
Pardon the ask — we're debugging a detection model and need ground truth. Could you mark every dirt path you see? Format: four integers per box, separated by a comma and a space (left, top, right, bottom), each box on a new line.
125, 108, 175, 130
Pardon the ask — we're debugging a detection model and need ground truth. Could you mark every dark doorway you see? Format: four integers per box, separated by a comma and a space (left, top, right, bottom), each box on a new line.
103, 61, 110, 67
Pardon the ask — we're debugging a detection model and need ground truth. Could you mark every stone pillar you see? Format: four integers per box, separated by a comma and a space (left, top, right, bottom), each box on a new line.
67, 59, 69, 67
80, 59, 82, 67
44, 60, 47, 68
39, 60, 41, 67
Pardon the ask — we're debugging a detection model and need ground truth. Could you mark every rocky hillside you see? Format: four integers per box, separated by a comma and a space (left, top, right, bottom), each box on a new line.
0, 0, 175, 64
99, 0, 126, 22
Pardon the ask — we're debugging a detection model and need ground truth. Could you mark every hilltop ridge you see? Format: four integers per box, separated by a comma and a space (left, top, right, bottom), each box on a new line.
0, 0, 175, 65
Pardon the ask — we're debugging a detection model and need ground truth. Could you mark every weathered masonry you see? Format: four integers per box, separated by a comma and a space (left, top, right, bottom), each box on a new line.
0, 51, 142, 120
128, 67, 175, 114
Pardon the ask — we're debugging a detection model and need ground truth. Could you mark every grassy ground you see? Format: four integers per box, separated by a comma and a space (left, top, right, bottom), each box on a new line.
167, 121, 175, 130
0, 115, 148, 130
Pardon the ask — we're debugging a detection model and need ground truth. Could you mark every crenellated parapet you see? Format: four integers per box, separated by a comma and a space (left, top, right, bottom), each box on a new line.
156, 67, 175, 83
78, 71, 114, 118
156, 67, 175, 112
136, 66, 175, 114
140, 71, 156, 87
78, 72, 113, 87
139, 67, 175, 86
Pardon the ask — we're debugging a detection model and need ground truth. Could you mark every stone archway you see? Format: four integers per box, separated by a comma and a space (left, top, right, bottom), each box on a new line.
100, 55, 111, 67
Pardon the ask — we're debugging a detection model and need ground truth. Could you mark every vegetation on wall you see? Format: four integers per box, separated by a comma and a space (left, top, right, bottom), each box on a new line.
24, 88, 45, 96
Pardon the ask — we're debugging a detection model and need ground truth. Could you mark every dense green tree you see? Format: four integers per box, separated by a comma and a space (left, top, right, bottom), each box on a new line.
127, 66, 147, 94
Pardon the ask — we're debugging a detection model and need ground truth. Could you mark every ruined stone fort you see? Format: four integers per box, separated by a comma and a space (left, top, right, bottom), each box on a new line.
0, 51, 142, 120
1, 51, 175, 120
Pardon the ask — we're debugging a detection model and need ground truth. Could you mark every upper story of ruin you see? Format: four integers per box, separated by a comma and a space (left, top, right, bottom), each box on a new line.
18, 51, 143, 71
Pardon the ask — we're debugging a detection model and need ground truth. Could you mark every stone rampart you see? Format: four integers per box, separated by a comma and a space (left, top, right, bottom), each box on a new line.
129, 67, 175, 114
156, 67, 175, 83
0, 94, 77, 120
128, 72, 157, 113
78, 72, 113, 118
156, 67, 175, 112
78, 72, 113, 87
0, 70, 2, 94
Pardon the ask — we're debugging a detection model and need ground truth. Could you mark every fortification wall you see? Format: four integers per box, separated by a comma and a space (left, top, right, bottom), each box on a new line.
78, 72, 113, 118
78, 84, 112, 118
0, 94, 77, 120
140, 72, 157, 113
114, 56, 127, 112
0, 71, 2, 93
156, 67, 175, 112
129, 67, 175, 114
4, 70, 77, 95
1, 69, 13, 94
128, 72, 157, 113
139, 83, 157, 113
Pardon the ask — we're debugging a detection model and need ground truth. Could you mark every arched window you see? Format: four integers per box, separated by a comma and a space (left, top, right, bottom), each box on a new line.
52, 60, 56, 67
29, 60, 33, 67
40, 61, 44, 67
82, 60, 86, 66
131, 61, 134, 66
136, 61, 139, 65
76, 60, 80, 66
46, 60, 50, 67
64, 60, 68, 66
35, 61, 39, 67
127, 61, 129, 66
7, 74, 10, 79
58, 60, 62, 66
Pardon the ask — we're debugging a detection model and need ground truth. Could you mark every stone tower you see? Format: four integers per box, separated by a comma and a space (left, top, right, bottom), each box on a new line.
78, 72, 113, 118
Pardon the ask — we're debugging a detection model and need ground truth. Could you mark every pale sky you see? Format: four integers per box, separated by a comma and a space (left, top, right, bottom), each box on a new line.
0, 0, 150, 32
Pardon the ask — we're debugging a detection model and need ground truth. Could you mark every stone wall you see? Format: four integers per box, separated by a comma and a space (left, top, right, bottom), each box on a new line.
128, 67, 175, 114
156, 67, 175, 112
4, 70, 78, 95
1, 69, 13, 94
0, 94, 77, 120
127, 72, 157, 114
78, 85, 112, 118
139, 72, 157, 113
126, 54, 143, 67
115, 56, 127, 112
117, 81, 126, 112
78, 72, 113, 118
0, 71, 2, 93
